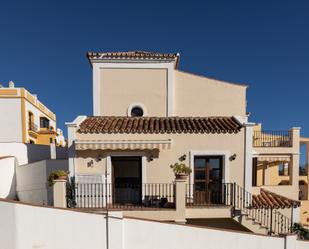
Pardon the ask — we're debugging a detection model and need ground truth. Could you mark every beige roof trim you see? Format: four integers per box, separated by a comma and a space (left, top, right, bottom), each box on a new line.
175, 69, 248, 88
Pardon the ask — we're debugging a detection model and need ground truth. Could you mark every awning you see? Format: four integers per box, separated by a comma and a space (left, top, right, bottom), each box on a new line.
75, 139, 172, 150
256, 155, 291, 162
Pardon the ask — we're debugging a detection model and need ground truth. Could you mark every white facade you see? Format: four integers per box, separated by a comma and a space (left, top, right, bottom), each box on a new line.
16, 159, 68, 205
0, 157, 16, 199
0, 98, 22, 142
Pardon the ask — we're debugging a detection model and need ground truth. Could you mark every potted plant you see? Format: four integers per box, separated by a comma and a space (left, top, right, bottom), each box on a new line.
48, 170, 69, 187
170, 162, 192, 180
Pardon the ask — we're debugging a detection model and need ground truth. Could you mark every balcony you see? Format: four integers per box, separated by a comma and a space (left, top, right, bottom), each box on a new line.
29, 122, 38, 132
253, 131, 292, 147
28, 122, 39, 138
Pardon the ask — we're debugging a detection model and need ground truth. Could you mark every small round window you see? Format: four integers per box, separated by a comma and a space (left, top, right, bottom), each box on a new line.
131, 106, 144, 117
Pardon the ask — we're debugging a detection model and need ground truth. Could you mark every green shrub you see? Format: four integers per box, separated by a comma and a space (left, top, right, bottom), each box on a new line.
48, 170, 68, 187
170, 162, 192, 175
293, 223, 309, 240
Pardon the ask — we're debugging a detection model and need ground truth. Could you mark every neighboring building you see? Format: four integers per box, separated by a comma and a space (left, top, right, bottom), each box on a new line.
0, 81, 65, 146
252, 124, 309, 227
66, 51, 307, 235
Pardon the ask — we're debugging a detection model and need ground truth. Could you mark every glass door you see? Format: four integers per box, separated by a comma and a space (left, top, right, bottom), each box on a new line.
194, 156, 223, 204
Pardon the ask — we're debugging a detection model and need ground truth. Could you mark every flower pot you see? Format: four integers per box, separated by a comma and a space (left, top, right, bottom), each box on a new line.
175, 173, 188, 180
57, 175, 68, 181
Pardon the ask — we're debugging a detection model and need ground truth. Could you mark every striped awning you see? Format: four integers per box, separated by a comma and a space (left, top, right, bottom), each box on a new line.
75, 139, 172, 150
256, 155, 291, 162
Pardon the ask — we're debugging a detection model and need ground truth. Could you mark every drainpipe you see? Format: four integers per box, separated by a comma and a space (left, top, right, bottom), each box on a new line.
291, 208, 294, 233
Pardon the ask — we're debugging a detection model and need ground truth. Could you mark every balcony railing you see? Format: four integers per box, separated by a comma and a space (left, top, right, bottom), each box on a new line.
253, 131, 292, 147
28, 122, 38, 132
67, 181, 175, 209
186, 183, 234, 206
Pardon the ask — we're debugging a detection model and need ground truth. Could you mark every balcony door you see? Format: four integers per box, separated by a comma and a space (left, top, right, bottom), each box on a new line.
194, 156, 223, 204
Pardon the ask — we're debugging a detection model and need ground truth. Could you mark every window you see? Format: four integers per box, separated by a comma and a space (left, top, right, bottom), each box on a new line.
40, 117, 50, 129
131, 106, 144, 117
299, 181, 308, 200
28, 112, 35, 131
278, 162, 289, 176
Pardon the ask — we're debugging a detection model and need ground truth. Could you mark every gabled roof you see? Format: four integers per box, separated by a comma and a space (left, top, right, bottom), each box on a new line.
87, 51, 180, 67
252, 188, 300, 209
77, 116, 242, 134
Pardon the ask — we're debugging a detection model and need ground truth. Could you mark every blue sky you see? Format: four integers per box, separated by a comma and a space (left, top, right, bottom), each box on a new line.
0, 0, 308, 139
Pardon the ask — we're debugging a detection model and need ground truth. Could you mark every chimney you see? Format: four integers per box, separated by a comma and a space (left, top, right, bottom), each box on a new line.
8, 81, 15, 88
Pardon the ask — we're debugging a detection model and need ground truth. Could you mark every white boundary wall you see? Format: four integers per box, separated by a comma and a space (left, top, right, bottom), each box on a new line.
124, 218, 285, 249
0, 199, 307, 249
0, 200, 114, 249
0, 143, 67, 200
16, 159, 68, 205
0, 142, 67, 166
0, 157, 17, 198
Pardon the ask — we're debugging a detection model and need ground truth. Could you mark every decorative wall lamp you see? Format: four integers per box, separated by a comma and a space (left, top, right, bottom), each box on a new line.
96, 154, 103, 162
148, 153, 154, 162
179, 154, 186, 162
229, 154, 237, 161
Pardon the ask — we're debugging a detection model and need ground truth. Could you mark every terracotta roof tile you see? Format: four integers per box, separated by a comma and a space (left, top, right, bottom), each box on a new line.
87, 51, 180, 67
252, 189, 300, 209
78, 116, 242, 134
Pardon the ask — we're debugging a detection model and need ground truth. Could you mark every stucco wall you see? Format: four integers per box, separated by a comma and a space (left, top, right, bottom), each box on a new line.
0, 157, 16, 199
99, 68, 168, 116
174, 70, 247, 117
297, 240, 309, 249
75, 130, 245, 186
0, 98, 22, 142
0, 142, 67, 165
300, 200, 309, 226
16, 159, 68, 205
0, 200, 117, 249
0, 199, 305, 249
123, 218, 285, 249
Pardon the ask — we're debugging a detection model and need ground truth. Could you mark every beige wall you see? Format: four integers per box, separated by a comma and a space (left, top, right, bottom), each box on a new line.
75, 130, 245, 186
174, 70, 247, 117
97, 68, 247, 118
99, 68, 168, 116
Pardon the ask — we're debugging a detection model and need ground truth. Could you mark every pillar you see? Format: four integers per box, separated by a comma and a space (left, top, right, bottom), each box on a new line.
53, 179, 67, 208
291, 128, 301, 188
175, 178, 186, 223
244, 122, 255, 192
